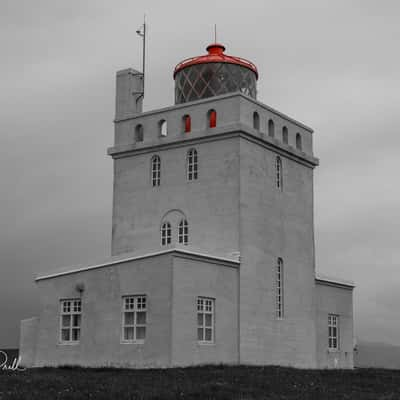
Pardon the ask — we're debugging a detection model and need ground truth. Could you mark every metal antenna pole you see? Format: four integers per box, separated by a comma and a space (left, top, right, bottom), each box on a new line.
136, 15, 146, 100
142, 15, 146, 98
214, 24, 217, 43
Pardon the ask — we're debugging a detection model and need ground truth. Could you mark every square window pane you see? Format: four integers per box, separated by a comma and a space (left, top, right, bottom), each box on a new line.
197, 313, 203, 326
72, 328, 80, 341
124, 327, 134, 341
205, 314, 212, 327
136, 311, 146, 324
61, 329, 70, 341
136, 326, 146, 340
72, 314, 81, 327
205, 328, 212, 341
62, 315, 71, 327
125, 312, 135, 325
197, 328, 203, 341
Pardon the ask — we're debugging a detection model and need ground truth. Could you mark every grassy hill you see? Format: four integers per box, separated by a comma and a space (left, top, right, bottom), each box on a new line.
0, 365, 399, 400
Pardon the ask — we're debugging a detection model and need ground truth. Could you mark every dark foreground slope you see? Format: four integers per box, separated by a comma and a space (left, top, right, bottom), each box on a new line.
1, 365, 400, 400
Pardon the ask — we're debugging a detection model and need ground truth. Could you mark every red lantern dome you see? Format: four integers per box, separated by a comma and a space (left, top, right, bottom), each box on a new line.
173, 43, 258, 104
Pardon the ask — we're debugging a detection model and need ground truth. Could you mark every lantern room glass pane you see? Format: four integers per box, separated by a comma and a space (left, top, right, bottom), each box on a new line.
175, 63, 257, 104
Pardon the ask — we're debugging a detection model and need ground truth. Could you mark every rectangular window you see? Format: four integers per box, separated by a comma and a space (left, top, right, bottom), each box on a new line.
60, 299, 81, 344
197, 297, 214, 344
276, 258, 284, 319
122, 295, 147, 343
328, 314, 339, 350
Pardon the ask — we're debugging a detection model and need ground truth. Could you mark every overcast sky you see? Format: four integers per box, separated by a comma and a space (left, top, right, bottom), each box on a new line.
2, 0, 400, 348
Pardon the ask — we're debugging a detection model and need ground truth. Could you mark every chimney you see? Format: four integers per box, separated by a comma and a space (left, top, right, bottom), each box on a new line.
115, 68, 143, 120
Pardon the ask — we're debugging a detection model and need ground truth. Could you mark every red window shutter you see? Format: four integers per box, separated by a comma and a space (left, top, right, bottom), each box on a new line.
209, 110, 216, 128
185, 116, 191, 133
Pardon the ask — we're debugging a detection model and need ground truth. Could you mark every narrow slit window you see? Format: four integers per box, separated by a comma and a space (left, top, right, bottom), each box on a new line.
197, 297, 214, 343
135, 124, 144, 142
178, 219, 189, 245
253, 111, 260, 131
268, 119, 275, 137
151, 155, 161, 187
183, 115, 191, 133
208, 109, 217, 128
328, 314, 339, 350
122, 295, 147, 343
159, 120, 167, 137
296, 133, 302, 150
60, 299, 81, 344
282, 126, 288, 144
161, 222, 171, 246
276, 258, 284, 319
187, 148, 198, 181
276, 156, 283, 190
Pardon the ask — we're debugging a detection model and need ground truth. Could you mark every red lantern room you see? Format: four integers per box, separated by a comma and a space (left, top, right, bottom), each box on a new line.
173, 43, 258, 104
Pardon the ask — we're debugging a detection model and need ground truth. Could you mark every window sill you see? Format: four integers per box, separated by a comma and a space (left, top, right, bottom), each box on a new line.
58, 342, 80, 346
197, 341, 215, 346
121, 340, 145, 345
327, 348, 340, 353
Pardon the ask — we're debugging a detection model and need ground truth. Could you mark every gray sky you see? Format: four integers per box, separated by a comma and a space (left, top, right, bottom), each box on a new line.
2, 0, 400, 348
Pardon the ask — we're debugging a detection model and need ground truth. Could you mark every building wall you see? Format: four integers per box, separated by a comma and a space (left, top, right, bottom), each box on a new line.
170, 255, 239, 366
111, 137, 240, 257
19, 317, 39, 367
238, 137, 317, 367
316, 281, 354, 368
33, 254, 173, 368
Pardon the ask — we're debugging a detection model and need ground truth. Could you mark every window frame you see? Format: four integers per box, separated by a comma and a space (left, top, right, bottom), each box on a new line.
296, 133, 302, 150
282, 126, 288, 144
328, 314, 340, 351
135, 124, 144, 142
253, 111, 260, 131
121, 295, 147, 344
208, 109, 217, 128
178, 219, 189, 245
197, 297, 215, 344
151, 155, 161, 187
159, 119, 168, 137
161, 221, 172, 246
59, 298, 82, 345
183, 114, 191, 133
187, 148, 198, 181
276, 258, 284, 319
268, 119, 275, 137
276, 156, 283, 191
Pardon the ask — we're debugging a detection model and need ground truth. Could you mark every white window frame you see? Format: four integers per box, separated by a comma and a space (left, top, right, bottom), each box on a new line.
197, 297, 215, 344
121, 295, 147, 344
328, 314, 339, 351
276, 156, 283, 190
59, 299, 81, 344
151, 155, 161, 187
161, 221, 171, 246
187, 149, 198, 181
178, 219, 189, 245
276, 258, 284, 319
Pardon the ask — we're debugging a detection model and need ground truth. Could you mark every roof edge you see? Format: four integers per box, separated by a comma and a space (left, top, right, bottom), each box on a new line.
315, 273, 355, 289
35, 248, 240, 282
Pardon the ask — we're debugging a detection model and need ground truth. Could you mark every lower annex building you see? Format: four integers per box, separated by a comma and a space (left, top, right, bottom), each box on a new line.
20, 42, 355, 369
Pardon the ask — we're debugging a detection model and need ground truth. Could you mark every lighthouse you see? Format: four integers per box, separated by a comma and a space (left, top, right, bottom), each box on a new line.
20, 42, 355, 369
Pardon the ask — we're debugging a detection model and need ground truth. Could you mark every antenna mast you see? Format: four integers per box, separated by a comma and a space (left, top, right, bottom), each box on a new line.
136, 15, 146, 100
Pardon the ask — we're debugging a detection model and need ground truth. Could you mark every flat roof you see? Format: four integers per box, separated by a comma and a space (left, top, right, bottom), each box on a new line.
315, 273, 355, 289
35, 247, 240, 281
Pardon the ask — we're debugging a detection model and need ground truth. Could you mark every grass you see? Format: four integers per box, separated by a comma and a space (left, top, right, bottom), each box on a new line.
0, 365, 399, 400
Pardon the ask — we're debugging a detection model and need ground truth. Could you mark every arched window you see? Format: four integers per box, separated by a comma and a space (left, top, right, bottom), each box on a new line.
161, 222, 171, 246
135, 124, 144, 142
276, 258, 284, 319
151, 155, 161, 187
178, 219, 189, 245
296, 133, 302, 150
276, 156, 283, 190
268, 119, 275, 137
282, 126, 288, 144
187, 148, 198, 181
182, 115, 191, 133
208, 109, 217, 128
253, 111, 260, 131
159, 119, 167, 137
